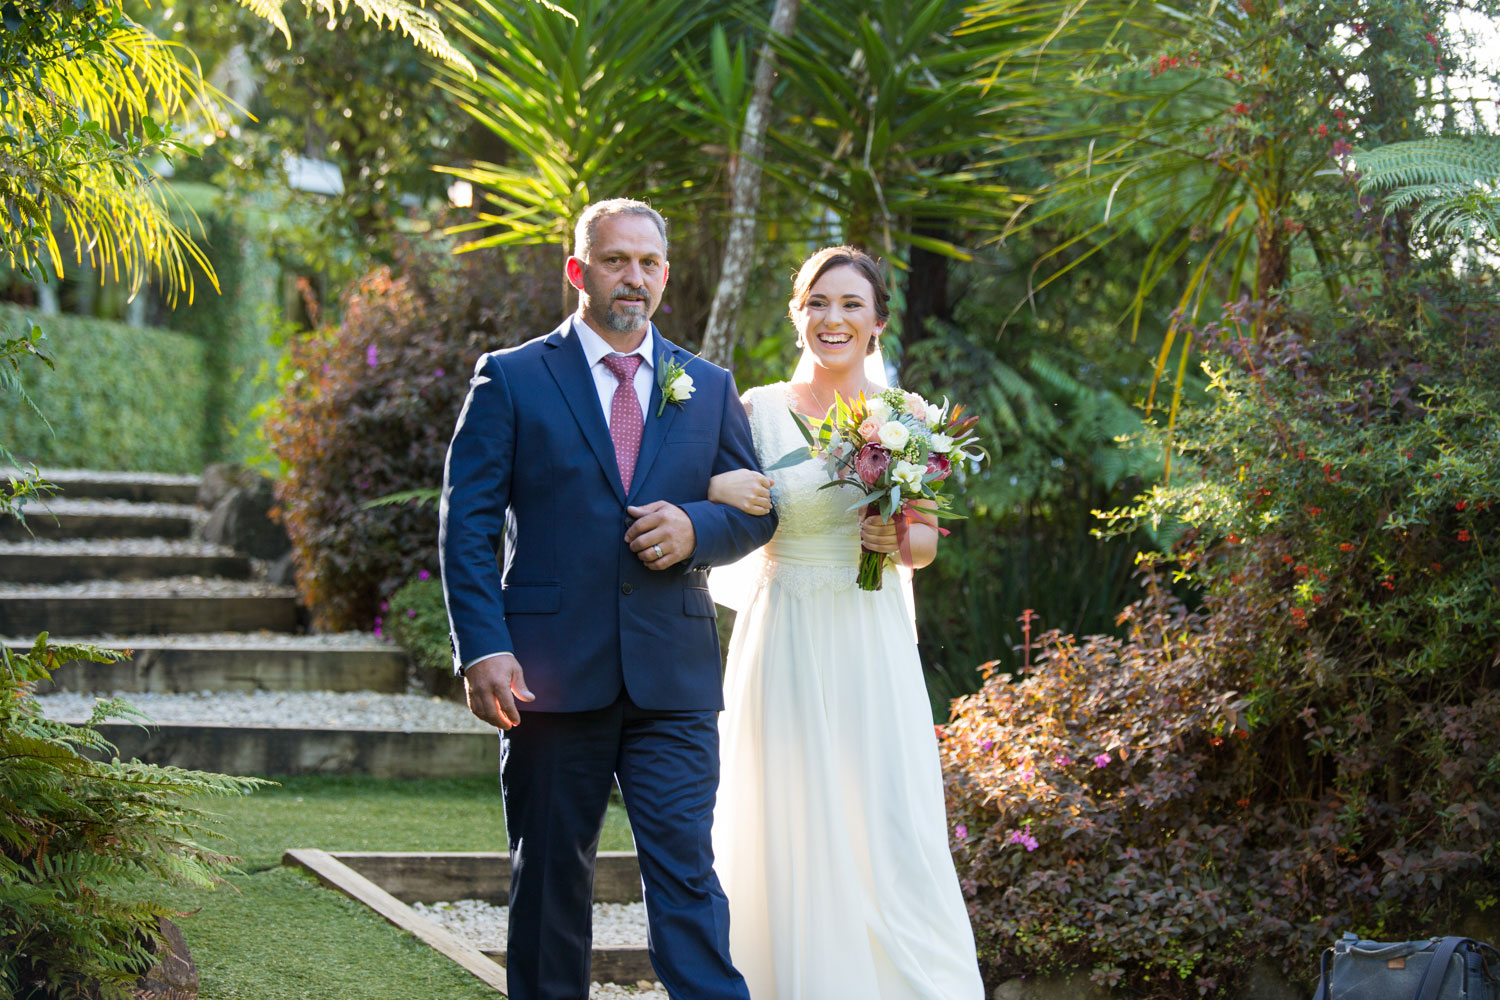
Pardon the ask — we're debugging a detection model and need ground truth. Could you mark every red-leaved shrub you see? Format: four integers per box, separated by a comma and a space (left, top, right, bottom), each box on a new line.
942, 276, 1500, 997
265, 237, 554, 629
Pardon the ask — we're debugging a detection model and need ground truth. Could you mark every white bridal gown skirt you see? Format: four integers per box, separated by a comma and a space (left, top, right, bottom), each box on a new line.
713, 536, 984, 1000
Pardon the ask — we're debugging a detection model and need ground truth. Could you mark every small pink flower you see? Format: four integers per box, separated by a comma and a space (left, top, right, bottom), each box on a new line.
434, 368, 446, 378
1008, 829, 1040, 851
980, 739, 993, 752
366, 344, 379, 367
1054, 754, 1072, 766
419, 569, 431, 581
407, 608, 417, 618
380, 601, 389, 612
1093, 753, 1111, 768
854, 444, 892, 485
373, 625, 383, 638
955, 824, 968, 840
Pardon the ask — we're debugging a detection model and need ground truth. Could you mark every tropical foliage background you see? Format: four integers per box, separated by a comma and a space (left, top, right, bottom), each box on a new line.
3, 0, 1499, 995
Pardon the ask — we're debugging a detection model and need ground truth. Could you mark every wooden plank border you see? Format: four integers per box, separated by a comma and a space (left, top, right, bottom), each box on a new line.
283, 848, 508, 995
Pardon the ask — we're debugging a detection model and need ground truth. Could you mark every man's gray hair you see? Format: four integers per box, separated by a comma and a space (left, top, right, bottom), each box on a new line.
572, 199, 668, 261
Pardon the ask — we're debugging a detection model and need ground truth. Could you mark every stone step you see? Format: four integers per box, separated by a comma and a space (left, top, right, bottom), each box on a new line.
5, 468, 201, 505
0, 550, 250, 584
0, 500, 199, 540
0, 581, 299, 635
80, 721, 494, 778
21, 636, 406, 694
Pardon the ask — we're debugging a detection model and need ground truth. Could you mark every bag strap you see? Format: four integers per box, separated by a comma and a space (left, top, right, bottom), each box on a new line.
1315, 947, 1333, 1000
1414, 937, 1470, 1000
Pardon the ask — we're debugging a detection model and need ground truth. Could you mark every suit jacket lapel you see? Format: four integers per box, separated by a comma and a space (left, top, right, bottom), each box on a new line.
629, 329, 682, 503
541, 319, 627, 505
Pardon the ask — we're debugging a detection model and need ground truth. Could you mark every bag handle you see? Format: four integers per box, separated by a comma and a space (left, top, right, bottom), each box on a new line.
1413, 937, 1470, 1000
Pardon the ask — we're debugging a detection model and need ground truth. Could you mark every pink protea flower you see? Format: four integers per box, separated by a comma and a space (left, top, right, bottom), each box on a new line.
926, 453, 952, 480
854, 444, 891, 485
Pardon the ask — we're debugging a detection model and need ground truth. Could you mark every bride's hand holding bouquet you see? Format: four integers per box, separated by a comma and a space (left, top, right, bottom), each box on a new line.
770, 385, 985, 590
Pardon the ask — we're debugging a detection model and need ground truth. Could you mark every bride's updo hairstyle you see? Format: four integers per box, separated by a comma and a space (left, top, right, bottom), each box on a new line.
790, 246, 890, 355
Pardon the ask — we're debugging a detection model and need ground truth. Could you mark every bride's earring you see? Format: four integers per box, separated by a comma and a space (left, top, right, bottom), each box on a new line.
795, 332, 806, 349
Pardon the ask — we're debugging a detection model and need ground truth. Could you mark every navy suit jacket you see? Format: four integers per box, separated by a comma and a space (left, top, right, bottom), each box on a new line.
439, 318, 777, 713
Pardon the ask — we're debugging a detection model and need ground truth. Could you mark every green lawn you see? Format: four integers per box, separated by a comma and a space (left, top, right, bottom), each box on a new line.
161, 775, 634, 1000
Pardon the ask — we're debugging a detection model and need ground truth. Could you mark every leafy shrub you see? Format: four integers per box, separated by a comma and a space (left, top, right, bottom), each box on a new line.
942, 278, 1500, 997
1, 637, 265, 998
386, 572, 448, 675
0, 305, 211, 473
264, 236, 553, 630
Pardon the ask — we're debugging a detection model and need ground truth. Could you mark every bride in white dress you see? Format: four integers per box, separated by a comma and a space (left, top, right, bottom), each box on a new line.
707, 246, 984, 999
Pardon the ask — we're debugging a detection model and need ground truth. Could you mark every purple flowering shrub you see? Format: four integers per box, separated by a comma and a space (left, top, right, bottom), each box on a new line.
265, 237, 552, 629
386, 571, 449, 674
941, 279, 1500, 996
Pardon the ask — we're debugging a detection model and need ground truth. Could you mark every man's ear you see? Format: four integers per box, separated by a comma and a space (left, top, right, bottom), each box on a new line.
662, 260, 670, 288
565, 256, 586, 291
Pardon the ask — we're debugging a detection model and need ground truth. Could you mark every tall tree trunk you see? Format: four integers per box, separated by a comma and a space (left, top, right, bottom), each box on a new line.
698, 0, 801, 370
903, 222, 954, 350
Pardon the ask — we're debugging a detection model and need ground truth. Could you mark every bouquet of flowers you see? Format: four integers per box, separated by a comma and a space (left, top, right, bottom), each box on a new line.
769, 387, 985, 590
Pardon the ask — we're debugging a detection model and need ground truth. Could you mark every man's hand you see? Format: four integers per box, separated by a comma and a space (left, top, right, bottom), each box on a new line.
625, 501, 697, 570
464, 653, 535, 729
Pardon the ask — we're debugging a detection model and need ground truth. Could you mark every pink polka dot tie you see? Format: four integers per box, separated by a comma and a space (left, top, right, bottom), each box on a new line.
601, 354, 644, 493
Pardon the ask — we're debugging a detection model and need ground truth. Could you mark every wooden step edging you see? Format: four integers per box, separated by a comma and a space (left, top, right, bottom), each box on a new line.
283, 849, 509, 996
0, 595, 299, 635
281, 850, 653, 990
27, 643, 408, 695
0, 552, 250, 584
0, 511, 195, 541
86, 721, 495, 779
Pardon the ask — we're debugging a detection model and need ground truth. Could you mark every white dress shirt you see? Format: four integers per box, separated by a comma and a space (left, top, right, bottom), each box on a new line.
572, 315, 655, 425
460, 317, 657, 675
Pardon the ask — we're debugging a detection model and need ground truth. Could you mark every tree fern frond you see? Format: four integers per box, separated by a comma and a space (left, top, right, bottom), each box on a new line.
238, 0, 294, 43
295, 1, 476, 75
1356, 136, 1500, 192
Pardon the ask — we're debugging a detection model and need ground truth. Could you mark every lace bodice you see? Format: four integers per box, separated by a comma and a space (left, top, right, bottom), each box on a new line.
743, 382, 864, 593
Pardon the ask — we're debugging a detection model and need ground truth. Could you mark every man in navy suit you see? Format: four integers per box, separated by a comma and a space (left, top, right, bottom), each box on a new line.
440, 198, 775, 1000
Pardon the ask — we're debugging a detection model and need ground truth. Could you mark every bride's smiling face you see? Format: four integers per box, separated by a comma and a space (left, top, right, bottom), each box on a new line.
793, 265, 884, 373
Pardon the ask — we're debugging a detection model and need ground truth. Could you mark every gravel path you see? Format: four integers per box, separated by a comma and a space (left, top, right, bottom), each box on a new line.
9, 498, 202, 518
0, 577, 295, 597
34, 690, 492, 731
2, 631, 393, 650
413, 900, 666, 999
0, 538, 236, 556
3, 468, 201, 486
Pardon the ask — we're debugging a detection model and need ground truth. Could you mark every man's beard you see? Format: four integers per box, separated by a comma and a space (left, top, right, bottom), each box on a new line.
595, 285, 650, 333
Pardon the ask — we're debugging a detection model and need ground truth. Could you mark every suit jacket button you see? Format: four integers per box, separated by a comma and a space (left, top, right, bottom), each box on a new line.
621, 582, 634, 595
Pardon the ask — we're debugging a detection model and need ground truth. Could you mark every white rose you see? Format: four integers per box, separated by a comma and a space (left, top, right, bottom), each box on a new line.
904, 391, 928, 418
929, 432, 953, 453
877, 420, 910, 451
666, 371, 695, 402
924, 403, 944, 427
867, 398, 892, 422
892, 460, 925, 489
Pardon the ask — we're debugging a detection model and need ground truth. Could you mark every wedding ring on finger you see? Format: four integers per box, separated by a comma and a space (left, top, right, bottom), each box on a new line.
652, 543, 664, 560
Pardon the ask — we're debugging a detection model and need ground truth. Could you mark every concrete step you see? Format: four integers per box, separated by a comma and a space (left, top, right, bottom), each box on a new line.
83, 721, 494, 778
0, 549, 250, 584
22, 636, 406, 694
0, 581, 299, 635
0, 501, 198, 540
5, 468, 201, 505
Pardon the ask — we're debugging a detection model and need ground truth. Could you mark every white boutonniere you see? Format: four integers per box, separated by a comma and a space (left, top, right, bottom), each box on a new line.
657, 353, 695, 416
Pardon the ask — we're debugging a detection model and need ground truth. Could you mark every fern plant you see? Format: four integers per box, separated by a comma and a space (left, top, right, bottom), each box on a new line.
0, 636, 267, 1000
1357, 136, 1500, 251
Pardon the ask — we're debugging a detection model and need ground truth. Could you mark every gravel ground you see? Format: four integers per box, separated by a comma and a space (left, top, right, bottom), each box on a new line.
9, 497, 202, 518
1, 630, 393, 650
3, 468, 200, 486
0, 577, 295, 597
34, 689, 491, 731
0, 537, 236, 556
413, 899, 665, 999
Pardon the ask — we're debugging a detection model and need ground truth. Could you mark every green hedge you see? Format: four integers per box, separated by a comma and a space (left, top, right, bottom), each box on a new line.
0, 304, 212, 473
